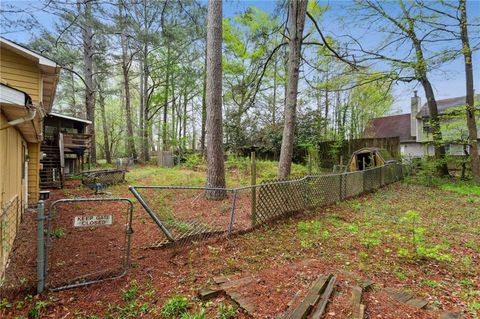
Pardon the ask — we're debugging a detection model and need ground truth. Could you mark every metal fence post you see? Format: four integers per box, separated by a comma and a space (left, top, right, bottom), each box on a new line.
251, 151, 257, 226
339, 173, 344, 201
228, 190, 238, 237
36, 200, 45, 294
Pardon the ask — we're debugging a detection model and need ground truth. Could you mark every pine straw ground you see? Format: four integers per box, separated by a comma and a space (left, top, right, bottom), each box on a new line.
1, 168, 479, 319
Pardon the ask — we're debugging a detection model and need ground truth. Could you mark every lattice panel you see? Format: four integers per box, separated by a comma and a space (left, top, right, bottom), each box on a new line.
304, 174, 341, 209
256, 179, 306, 225
344, 171, 364, 198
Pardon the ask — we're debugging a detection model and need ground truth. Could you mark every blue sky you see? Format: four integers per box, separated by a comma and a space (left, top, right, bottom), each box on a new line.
2, 0, 479, 114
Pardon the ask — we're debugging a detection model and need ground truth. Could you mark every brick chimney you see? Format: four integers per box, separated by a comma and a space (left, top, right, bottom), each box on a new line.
411, 90, 420, 138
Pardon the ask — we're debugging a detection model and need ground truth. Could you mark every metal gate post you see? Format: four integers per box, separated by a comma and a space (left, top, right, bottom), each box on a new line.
36, 200, 45, 294
228, 190, 238, 237
129, 186, 175, 242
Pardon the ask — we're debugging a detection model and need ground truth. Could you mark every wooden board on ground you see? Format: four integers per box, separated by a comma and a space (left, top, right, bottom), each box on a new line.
219, 276, 254, 290
351, 286, 364, 319
440, 312, 462, 319
284, 274, 332, 319
225, 290, 256, 314
198, 287, 222, 300
310, 276, 337, 319
386, 289, 413, 303
405, 298, 428, 309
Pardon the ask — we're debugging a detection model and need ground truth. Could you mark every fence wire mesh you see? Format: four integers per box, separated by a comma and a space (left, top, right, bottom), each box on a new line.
130, 163, 407, 249
81, 169, 126, 188
0, 196, 20, 279
45, 198, 133, 291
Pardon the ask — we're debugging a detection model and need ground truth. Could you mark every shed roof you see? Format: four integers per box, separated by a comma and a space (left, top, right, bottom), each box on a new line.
48, 112, 92, 125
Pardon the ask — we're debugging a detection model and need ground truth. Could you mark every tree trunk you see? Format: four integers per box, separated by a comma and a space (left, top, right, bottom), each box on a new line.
81, 0, 96, 164
200, 51, 207, 156
163, 45, 170, 151
399, 1, 448, 176
420, 77, 449, 175
142, 44, 150, 162
278, 0, 308, 179
183, 86, 187, 151
98, 85, 111, 164
139, 60, 145, 163
460, 0, 480, 182
118, 0, 136, 159
205, 0, 226, 199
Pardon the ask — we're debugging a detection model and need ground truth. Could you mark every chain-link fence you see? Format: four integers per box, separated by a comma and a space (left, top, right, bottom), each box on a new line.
81, 169, 126, 188
0, 196, 21, 279
130, 163, 408, 249
44, 198, 133, 291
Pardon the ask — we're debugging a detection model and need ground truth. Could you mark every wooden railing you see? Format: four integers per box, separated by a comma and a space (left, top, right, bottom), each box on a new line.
62, 133, 91, 149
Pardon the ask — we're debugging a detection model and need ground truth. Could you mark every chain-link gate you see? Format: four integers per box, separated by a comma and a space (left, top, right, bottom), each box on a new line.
44, 198, 133, 291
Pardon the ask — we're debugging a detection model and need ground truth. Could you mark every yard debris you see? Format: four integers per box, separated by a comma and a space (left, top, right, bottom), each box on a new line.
199, 275, 256, 314
351, 286, 365, 319
386, 288, 428, 309
310, 275, 336, 318
440, 312, 462, 319
282, 274, 335, 319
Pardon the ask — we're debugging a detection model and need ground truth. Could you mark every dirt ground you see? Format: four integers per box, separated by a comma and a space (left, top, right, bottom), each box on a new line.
1, 176, 479, 318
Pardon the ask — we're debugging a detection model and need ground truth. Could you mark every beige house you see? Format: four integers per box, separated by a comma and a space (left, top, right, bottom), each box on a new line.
0, 37, 60, 276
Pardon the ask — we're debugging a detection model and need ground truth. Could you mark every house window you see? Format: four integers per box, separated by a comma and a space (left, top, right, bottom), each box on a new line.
423, 121, 432, 135
444, 144, 450, 155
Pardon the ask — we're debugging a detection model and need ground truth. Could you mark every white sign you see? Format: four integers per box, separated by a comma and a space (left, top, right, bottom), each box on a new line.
74, 215, 113, 227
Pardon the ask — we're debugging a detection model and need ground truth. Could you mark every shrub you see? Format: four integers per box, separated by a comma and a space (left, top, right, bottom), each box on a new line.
161, 295, 189, 318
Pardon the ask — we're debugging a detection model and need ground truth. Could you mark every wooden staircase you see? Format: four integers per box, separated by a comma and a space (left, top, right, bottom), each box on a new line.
40, 144, 63, 189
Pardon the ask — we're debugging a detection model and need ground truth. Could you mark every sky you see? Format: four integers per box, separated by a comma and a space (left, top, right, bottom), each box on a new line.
1, 0, 479, 115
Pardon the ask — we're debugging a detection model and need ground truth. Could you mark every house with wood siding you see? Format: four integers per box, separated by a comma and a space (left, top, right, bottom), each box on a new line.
0, 37, 60, 276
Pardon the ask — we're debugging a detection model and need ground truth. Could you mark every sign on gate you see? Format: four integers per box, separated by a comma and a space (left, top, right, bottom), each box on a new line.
73, 215, 113, 227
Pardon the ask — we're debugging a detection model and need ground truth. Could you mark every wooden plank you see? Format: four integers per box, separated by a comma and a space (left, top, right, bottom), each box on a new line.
358, 304, 365, 319
351, 286, 364, 319
225, 290, 255, 314
386, 289, 413, 303
213, 275, 229, 284
310, 276, 336, 319
440, 312, 462, 319
405, 298, 428, 309
286, 274, 331, 319
219, 276, 254, 290
198, 287, 222, 300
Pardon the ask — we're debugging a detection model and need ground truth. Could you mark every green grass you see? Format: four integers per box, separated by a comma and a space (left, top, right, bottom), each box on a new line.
440, 183, 480, 196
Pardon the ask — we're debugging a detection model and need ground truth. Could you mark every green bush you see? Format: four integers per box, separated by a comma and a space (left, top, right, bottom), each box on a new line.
161, 295, 189, 318
183, 154, 204, 169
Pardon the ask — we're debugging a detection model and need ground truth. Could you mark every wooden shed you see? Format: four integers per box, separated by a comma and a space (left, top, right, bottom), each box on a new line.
0, 37, 59, 276
348, 147, 396, 171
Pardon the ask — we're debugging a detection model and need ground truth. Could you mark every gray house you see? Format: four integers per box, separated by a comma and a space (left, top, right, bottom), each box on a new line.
364, 92, 480, 158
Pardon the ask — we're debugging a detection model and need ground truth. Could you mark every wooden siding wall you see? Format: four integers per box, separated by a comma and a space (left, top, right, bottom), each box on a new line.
0, 48, 40, 103
0, 113, 24, 207
0, 112, 25, 277
27, 142, 40, 204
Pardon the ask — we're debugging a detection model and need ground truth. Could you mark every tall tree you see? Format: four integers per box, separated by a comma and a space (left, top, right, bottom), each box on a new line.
117, 0, 137, 159
278, 0, 309, 179
459, 0, 480, 181
205, 0, 226, 199
79, 0, 97, 164
352, 0, 449, 176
